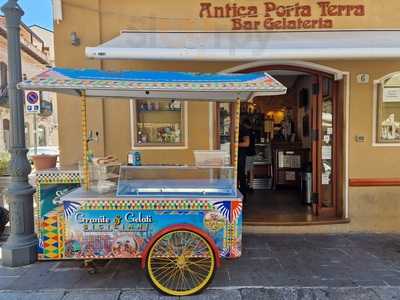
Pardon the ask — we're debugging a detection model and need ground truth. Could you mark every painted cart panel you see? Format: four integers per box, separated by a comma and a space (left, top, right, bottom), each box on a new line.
35, 170, 81, 260
36, 171, 242, 260
62, 197, 242, 259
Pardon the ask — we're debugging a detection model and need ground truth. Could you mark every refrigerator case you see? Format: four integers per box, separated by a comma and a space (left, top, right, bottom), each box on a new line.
116, 165, 237, 198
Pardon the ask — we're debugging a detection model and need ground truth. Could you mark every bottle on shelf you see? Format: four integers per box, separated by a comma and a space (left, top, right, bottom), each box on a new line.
127, 150, 142, 166
127, 151, 134, 166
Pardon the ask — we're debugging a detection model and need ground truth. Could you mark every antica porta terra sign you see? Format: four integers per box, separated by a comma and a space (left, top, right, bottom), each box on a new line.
199, 1, 366, 30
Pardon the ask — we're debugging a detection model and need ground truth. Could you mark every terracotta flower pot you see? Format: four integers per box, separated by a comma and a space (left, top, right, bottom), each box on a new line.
31, 154, 58, 171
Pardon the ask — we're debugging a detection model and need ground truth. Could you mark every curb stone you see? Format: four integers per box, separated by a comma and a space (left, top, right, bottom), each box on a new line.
0, 286, 400, 300
63, 290, 121, 300
0, 291, 66, 300
120, 290, 175, 300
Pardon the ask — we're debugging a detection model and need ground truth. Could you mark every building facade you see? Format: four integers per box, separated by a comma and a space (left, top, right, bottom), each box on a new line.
53, 0, 400, 233
0, 17, 58, 154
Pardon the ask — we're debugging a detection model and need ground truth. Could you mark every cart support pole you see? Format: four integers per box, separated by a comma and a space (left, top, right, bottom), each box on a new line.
81, 92, 89, 191
233, 98, 241, 186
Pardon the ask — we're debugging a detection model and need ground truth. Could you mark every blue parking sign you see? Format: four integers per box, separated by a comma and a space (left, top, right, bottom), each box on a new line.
25, 91, 41, 113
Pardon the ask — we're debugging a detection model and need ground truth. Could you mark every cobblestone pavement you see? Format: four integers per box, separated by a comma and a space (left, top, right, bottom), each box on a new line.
1, 233, 400, 299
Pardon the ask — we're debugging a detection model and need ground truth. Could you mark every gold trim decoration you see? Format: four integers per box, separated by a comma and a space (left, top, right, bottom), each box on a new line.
81, 92, 89, 191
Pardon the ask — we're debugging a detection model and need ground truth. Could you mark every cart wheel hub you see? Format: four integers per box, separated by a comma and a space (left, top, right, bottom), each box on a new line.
176, 255, 186, 268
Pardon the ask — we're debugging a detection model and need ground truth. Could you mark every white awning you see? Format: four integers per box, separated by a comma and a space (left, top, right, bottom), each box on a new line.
86, 31, 400, 61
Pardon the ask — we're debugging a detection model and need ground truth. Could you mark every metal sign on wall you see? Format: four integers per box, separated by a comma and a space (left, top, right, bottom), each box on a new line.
25, 90, 41, 113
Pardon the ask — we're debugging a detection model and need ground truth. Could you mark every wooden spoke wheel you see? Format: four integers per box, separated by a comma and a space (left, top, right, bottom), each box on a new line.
146, 230, 216, 296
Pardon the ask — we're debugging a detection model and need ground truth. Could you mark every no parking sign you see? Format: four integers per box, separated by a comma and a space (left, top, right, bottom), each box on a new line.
25, 90, 41, 113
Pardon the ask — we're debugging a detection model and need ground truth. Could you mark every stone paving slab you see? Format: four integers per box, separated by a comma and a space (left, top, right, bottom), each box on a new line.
0, 290, 66, 300
62, 290, 120, 300
1, 234, 400, 299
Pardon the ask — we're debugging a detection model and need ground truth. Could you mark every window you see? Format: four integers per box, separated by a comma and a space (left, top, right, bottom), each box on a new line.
25, 123, 30, 147
132, 100, 186, 147
217, 103, 233, 162
3, 119, 9, 151
0, 62, 7, 102
0, 62, 7, 88
375, 72, 400, 144
38, 125, 47, 146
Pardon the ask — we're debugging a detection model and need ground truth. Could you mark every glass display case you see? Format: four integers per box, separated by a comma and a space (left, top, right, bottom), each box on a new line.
117, 165, 236, 198
80, 162, 120, 194
218, 103, 233, 164
133, 99, 186, 147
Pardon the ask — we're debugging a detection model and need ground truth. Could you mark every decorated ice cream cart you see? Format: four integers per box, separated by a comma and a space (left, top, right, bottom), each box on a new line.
19, 68, 286, 296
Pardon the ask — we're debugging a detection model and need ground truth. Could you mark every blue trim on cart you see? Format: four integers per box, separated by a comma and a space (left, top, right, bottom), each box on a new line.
53, 67, 267, 83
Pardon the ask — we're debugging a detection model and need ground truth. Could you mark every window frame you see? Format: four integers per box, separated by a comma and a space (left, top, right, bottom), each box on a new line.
373, 72, 400, 147
3, 119, 10, 151
0, 62, 7, 88
25, 122, 30, 147
130, 99, 189, 150
38, 125, 47, 147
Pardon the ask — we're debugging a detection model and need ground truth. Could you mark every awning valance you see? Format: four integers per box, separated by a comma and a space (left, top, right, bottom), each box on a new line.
86, 31, 400, 61
18, 68, 287, 101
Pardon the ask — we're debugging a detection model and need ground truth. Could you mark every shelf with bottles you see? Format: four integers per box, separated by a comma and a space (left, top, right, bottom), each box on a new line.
137, 99, 182, 112
138, 111, 182, 124
134, 99, 186, 147
136, 122, 183, 145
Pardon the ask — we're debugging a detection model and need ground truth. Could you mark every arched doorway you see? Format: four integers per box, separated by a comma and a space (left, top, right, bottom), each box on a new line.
217, 62, 347, 224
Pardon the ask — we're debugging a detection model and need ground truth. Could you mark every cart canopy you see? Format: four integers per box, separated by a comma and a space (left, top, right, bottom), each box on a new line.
18, 68, 286, 101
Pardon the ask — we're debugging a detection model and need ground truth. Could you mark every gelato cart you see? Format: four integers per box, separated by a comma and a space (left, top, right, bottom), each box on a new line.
19, 68, 286, 296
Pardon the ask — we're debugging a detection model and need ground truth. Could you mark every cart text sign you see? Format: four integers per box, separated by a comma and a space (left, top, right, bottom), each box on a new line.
75, 212, 153, 225
199, 2, 366, 30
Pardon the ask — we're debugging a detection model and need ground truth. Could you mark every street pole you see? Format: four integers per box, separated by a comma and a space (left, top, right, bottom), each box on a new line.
1, 0, 37, 267
34, 113, 37, 154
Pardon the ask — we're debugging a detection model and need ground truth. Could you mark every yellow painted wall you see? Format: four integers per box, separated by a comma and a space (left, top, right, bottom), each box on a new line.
61, 0, 400, 32
55, 0, 400, 232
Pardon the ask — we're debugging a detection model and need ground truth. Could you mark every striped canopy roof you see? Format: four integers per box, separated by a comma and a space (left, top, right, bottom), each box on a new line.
18, 68, 287, 102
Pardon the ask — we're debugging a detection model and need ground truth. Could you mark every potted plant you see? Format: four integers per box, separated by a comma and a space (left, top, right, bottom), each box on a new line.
31, 154, 58, 170
0, 152, 10, 177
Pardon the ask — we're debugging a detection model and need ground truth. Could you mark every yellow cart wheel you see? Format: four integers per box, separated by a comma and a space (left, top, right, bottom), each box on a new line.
146, 230, 216, 296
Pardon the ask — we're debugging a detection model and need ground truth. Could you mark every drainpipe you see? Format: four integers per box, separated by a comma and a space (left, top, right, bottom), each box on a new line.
1, 0, 37, 267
